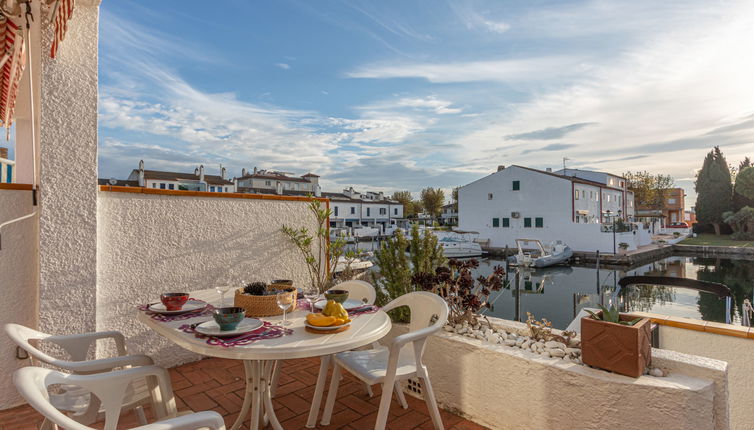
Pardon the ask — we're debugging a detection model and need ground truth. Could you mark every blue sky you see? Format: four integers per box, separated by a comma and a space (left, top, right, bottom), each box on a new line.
95, 0, 754, 204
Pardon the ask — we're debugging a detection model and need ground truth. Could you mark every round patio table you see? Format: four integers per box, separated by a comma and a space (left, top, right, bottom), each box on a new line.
137, 289, 391, 430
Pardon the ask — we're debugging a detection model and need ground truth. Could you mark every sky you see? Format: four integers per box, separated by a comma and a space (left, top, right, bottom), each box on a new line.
89, 0, 754, 205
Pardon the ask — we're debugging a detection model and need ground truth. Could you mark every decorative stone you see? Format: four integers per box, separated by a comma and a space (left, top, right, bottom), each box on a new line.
541, 351, 550, 358
568, 338, 580, 348
549, 349, 566, 358
649, 368, 665, 377
521, 340, 532, 350
486, 333, 498, 343
545, 341, 567, 350
444, 325, 454, 332
515, 338, 525, 347
504, 339, 516, 347
565, 348, 581, 356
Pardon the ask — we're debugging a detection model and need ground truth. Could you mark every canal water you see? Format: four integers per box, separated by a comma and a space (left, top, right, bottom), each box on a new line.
476, 254, 754, 329
350, 240, 754, 330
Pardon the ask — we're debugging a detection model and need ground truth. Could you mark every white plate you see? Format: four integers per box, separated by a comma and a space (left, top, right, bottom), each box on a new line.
314, 299, 365, 311
304, 321, 351, 331
195, 318, 263, 337
147, 300, 207, 315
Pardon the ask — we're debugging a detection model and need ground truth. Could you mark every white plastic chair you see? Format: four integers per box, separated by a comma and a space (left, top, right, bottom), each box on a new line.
334, 279, 377, 305
5, 323, 154, 426
320, 291, 449, 430
14, 365, 225, 430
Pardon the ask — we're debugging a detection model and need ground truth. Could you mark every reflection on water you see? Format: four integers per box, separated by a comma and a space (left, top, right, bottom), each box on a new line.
474, 255, 754, 329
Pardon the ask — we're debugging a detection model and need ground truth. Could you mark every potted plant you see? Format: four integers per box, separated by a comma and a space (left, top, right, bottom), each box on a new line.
673, 231, 681, 238
656, 239, 667, 247
618, 242, 629, 253
234, 281, 297, 317
581, 305, 651, 378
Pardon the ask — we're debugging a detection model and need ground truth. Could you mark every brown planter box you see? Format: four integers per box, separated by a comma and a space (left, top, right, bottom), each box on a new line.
581, 313, 651, 378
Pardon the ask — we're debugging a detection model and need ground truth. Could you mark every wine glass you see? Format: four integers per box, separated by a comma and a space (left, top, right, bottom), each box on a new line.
303, 285, 320, 313
276, 291, 294, 328
215, 276, 234, 307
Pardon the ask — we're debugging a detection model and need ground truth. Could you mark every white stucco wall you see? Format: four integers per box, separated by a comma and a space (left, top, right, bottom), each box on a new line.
38, 0, 100, 338
0, 189, 39, 408
658, 326, 753, 430
384, 321, 727, 430
96, 191, 323, 368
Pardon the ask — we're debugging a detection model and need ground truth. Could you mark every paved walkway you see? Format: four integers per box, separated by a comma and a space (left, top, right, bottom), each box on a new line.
0, 357, 487, 430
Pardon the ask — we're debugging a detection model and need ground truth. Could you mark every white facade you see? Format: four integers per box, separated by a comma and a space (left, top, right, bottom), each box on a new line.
236, 168, 319, 195
458, 166, 641, 253
126, 161, 237, 193
328, 188, 404, 231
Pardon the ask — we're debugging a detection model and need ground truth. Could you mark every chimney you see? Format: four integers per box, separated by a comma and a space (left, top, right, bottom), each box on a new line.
194, 167, 199, 176
275, 181, 283, 195
497, 165, 505, 171
199, 165, 205, 182
0, 147, 7, 159
253, 166, 258, 174
378, 191, 384, 200
138, 160, 145, 187
242, 168, 247, 177
314, 184, 321, 197
221, 166, 227, 180
546, 167, 552, 172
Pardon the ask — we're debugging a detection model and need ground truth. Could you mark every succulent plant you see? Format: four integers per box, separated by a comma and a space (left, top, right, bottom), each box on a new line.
585, 305, 642, 326
243, 282, 268, 296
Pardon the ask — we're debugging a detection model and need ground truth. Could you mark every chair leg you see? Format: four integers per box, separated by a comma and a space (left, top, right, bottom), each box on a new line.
134, 405, 148, 425
269, 361, 282, 398
394, 381, 408, 409
39, 418, 58, 430
420, 375, 444, 430
320, 362, 342, 425
374, 374, 396, 430
364, 382, 374, 397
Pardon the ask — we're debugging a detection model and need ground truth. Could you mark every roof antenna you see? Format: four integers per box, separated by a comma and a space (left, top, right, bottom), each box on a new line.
563, 157, 570, 174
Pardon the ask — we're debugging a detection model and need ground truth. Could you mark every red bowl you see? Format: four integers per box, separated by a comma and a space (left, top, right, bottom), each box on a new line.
160, 293, 189, 311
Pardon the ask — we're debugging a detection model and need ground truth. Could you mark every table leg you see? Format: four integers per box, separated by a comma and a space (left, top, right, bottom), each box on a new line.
306, 354, 332, 428
231, 360, 283, 430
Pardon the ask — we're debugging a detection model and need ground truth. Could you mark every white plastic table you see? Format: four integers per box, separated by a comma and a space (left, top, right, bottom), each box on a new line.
137, 289, 391, 430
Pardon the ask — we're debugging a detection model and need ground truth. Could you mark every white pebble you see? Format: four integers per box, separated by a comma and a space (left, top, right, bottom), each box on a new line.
545, 341, 567, 350
444, 325, 454, 332
504, 339, 516, 347
565, 348, 581, 356
521, 340, 532, 350
649, 368, 665, 377
541, 351, 550, 358
549, 349, 566, 358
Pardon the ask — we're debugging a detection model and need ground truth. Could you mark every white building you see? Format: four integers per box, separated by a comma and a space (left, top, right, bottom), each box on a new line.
325, 187, 404, 231
125, 160, 236, 192
458, 165, 645, 253
236, 168, 320, 196
0, 147, 14, 184
440, 203, 458, 226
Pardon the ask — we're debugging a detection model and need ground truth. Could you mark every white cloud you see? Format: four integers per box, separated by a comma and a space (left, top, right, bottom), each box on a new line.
360, 96, 462, 115
276, 63, 291, 70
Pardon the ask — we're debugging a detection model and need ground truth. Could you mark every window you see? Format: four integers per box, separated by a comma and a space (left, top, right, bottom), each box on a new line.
367, 208, 371, 217
668, 198, 676, 204
351, 207, 356, 214
502, 217, 510, 227
168, 184, 175, 190
152, 183, 156, 188
512, 181, 520, 191
334, 207, 339, 216
524, 217, 532, 228
394, 208, 398, 215
535, 217, 544, 228
160, 183, 166, 189
210, 186, 215, 192
492, 218, 500, 227
620, 181, 625, 188
595, 192, 599, 201
217, 187, 222, 193
265, 180, 271, 186
575, 190, 580, 200
380, 208, 386, 215
488, 193, 494, 200
225, 187, 228, 192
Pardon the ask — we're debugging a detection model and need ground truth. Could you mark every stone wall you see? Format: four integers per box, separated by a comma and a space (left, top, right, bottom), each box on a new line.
96, 190, 323, 367
0, 188, 39, 408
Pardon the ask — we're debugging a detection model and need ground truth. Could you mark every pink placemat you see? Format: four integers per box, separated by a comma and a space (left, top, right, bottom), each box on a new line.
138, 300, 214, 322
296, 299, 380, 316
178, 321, 293, 347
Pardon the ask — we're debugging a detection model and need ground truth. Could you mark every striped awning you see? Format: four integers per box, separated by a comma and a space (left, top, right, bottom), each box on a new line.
0, 16, 25, 131
50, 0, 74, 58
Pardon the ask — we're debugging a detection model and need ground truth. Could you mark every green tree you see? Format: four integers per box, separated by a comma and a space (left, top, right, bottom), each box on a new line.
451, 187, 459, 212
411, 199, 424, 217
695, 147, 733, 234
392, 190, 414, 217
623, 171, 674, 209
733, 159, 754, 211
421, 187, 445, 218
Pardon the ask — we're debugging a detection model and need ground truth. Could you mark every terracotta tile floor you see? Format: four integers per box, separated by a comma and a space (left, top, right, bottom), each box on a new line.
0, 357, 487, 430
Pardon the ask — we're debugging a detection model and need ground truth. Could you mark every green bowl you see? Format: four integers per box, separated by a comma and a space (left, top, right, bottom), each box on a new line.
213, 307, 246, 331
324, 289, 349, 304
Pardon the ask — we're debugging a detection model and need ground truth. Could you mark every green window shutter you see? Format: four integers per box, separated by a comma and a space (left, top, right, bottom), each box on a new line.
492, 218, 500, 227
502, 217, 510, 227
535, 217, 544, 228
524, 217, 532, 228
512, 180, 520, 191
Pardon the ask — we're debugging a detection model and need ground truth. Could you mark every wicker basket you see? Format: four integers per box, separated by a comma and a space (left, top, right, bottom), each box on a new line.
234, 285, 297, 317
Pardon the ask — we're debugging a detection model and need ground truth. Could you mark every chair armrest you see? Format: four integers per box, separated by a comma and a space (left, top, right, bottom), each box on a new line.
45, 330, 127, 361
133, 411, 226, 430
61, 354, 154, 373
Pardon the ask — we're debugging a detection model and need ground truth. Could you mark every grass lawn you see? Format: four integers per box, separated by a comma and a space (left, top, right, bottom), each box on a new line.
679, 233, 754, 247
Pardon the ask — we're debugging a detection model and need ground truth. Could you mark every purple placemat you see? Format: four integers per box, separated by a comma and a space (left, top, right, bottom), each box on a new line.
179, 321, 293, 347
296, 299, 379, 317
138, 300, 215, 322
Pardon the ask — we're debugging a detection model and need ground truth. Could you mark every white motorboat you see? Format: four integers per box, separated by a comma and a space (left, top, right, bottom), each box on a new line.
352, 226, 380, 239
507, 239, 572, 268
333, 256, 374, 273
438, 234, 484, 258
